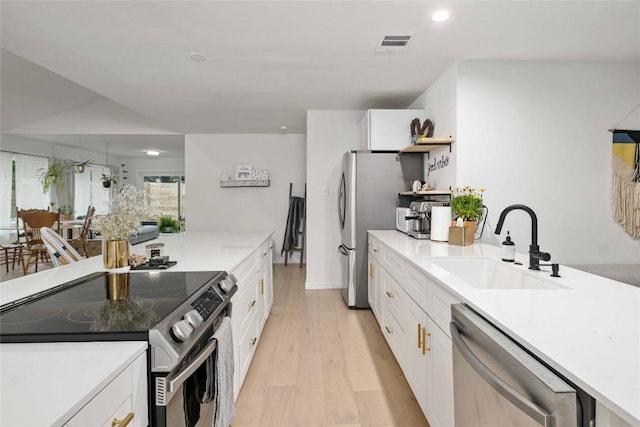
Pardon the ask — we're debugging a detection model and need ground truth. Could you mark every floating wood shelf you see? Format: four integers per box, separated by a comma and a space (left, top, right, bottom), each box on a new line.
399, 190, 452, 196
220, 179, 270, 188
400, 137, 455, 153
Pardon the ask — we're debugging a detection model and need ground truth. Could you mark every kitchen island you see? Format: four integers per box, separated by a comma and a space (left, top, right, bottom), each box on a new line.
369, 230, 639, 427
0, 230, 273, 427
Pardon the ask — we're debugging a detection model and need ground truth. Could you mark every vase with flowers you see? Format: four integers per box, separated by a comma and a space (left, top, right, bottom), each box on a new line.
450, 187, 485, 242
92, 184, 149, 270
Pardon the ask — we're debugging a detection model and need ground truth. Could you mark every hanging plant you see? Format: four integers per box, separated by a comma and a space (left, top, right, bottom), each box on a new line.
73, 160, 93, 173
37, 161, 70, 193
102, 174, 117, 188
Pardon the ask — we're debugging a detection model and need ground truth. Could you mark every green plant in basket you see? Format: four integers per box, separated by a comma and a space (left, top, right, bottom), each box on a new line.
451, 187, 485, 221
159, 214, 180, 233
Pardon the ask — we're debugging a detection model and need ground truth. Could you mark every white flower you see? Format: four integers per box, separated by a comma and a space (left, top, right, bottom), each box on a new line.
92, 185, 150, 241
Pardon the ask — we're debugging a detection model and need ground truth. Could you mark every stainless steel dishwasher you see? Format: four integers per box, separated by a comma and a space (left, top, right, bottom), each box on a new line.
450, 304, 595, 427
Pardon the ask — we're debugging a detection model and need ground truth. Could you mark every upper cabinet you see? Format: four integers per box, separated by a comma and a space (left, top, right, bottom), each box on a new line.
358, 109, 425, 151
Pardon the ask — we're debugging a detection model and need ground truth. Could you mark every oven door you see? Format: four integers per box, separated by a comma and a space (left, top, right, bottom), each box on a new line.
153, 337, 218, 427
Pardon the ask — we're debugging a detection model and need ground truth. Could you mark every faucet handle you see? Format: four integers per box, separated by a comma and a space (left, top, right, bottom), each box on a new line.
539, 263, 561, 278
531, 250, 551, 262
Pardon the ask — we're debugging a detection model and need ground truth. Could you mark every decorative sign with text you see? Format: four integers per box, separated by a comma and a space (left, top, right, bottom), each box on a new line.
426, 154, 450, 176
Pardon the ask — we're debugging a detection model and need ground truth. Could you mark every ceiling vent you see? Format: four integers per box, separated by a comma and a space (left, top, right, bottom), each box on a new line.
376, 35, 412, 52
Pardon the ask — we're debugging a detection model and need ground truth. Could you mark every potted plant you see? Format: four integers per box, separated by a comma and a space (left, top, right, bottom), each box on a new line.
450, 187, 485, 240
159, 214, 180, 233
101, 174, 117, 188
37, 161, 69, 193
58, 205, 74, 221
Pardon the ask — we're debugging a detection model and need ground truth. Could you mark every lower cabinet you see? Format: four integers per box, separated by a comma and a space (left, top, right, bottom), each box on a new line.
65, 353, 147, 427
370, 236, 457, 427
231, 236, 274, 399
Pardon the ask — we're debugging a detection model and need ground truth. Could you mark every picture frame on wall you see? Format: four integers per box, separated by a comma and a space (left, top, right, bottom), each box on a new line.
234, 163, 253, 180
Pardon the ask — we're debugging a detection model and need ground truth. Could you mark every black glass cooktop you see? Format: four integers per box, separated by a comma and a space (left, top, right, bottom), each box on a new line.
0, 271, 224, 342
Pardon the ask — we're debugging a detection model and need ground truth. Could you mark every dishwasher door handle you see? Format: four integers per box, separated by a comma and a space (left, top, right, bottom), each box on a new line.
450, 321, 552, 427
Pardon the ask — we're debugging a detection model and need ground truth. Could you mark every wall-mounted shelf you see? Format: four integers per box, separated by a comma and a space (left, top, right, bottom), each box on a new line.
400, 137, 455, 153
220, 180, 270, 188
399, 190, 452, 196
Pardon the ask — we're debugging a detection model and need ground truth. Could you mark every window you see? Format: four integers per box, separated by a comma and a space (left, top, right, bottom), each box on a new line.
143, 175, 185, 224
0, 152, 49, 224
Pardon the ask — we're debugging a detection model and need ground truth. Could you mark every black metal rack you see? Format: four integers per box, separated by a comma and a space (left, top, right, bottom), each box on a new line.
281, 183, 306, 267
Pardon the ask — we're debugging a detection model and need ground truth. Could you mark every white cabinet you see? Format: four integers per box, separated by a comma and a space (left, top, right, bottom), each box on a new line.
368, 234, 382, 318
358, 109, 425, 151
596, 401, 634, 427
370, 233, 458, 427
230, 236, 274, 398
65, 353, 147, 427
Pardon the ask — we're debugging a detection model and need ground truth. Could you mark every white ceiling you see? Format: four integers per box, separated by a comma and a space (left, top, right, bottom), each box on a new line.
1, 1, 639, 156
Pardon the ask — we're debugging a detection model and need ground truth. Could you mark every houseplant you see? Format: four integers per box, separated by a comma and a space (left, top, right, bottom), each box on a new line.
159, 214, 180, 233
450, 187, 485, 244
92, 184, 149, 269
38, 161, 70, 193
101, 174, 117, 188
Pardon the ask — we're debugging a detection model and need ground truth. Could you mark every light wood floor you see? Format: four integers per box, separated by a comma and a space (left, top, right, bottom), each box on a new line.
234, 264, 429, 427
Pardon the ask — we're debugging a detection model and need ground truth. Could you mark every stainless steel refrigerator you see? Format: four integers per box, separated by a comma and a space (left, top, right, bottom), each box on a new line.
337, 151, 421, 308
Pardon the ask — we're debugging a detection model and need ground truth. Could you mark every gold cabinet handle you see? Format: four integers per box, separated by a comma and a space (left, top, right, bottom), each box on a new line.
263, 250, 267, 256
112, 412, 134, 427
385, 326, 393, 334
250, 337, 257, 346
385, 291, 394, 298
373, 248, 378, 253
422, 328, 430, 355
260, 278, 264, 295
418, 323, 422, 349
249, 299, 256, 310
369, 263, 375, 278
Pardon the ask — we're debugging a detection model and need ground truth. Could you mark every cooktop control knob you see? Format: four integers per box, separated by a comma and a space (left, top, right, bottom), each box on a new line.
171, 320, 193, 342
220, 274, 237, 294
184, 310, 203, 328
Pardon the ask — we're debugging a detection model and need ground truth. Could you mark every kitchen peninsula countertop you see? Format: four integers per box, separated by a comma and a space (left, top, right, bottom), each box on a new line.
0, 230, 273, 427
369, 230, 640, 427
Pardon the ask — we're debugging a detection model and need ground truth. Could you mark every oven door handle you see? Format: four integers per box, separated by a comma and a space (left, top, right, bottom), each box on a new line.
167, 339, 217, 393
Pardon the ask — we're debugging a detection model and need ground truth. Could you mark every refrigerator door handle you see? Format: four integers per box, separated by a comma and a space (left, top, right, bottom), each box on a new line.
338, 244, 349, 256
450, 321, 552, 427
338, 172, 346, 228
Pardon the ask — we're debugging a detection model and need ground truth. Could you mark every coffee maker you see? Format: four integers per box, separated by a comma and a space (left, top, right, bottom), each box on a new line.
406, 201, 444, 239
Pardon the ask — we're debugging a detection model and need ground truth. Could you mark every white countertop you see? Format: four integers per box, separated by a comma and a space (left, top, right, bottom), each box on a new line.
0, 230, 273, 427
370, 230, 640, 427
0, 341, 147, 427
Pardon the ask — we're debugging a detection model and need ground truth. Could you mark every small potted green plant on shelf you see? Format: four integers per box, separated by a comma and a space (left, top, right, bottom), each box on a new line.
159, 214, 180, 233
101, 174, 117, 188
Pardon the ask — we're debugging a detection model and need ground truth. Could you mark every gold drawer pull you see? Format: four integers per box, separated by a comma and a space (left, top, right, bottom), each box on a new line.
422, 328, 430, 355
263, 250, 267, 256
260, 279, 264, 295
385, 291, 393, 298
112, 412, 134, 427
369, 263, 375, 278
373, 248, 378, 253
385, 326, 393, 334
250, 337, 257, 346
249, 299, 256, 310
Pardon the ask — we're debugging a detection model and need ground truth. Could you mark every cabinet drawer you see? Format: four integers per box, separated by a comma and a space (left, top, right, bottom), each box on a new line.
381, 270, 406, 331
232, 269, 260, 336
237, 309, 260, 387
231, 251, 258, 285
404, 262, 430, 312
368, 234, 382, 259
381, 299, 404, 366
382, 248, 407, 292
427, 280, 460, 338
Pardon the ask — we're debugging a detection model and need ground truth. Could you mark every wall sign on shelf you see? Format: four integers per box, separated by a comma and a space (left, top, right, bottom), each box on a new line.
220, 164, 270, 187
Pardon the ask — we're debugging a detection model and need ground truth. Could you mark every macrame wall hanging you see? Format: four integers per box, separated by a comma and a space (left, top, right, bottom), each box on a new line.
610, 103, 640, 239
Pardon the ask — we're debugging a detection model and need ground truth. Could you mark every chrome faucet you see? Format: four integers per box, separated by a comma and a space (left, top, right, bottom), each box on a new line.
495, 204, 551, 271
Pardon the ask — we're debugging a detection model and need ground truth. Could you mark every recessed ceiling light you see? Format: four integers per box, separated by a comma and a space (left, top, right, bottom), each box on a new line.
146, 150, 160, 156
189, 52, 207, 62
432, 10, 450, 22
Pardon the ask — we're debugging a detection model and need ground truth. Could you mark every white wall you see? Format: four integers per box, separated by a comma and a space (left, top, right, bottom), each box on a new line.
454, 61, 640, 264
306, 110, 362, 289
409, 63, 458, 192
185, 134, 305, 264
125, 157, 185, 189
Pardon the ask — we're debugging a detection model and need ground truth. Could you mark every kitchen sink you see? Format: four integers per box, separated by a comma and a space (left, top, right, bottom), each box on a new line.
429, 258, 568, 290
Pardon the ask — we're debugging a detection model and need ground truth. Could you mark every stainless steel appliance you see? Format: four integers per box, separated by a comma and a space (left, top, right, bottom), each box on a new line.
450, 304, 595, 427
0, 271, 238, 427
338, 151, 421, 308
405, 201, 444, 240
396, 207, 412, 233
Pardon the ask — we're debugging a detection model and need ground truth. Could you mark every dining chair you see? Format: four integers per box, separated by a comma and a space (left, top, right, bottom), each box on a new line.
68, 206, 96, 257
19, 209, 61, 274
40, 227, 83, 267
0, 244, 23, 273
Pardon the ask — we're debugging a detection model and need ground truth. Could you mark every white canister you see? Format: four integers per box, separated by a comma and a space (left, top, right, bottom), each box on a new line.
430, 206, 452, 241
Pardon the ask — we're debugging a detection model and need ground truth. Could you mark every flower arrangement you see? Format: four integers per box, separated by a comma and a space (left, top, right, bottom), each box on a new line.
451, 187, 485, 221
92, 185, 149, 241
92, 298, 158, 331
